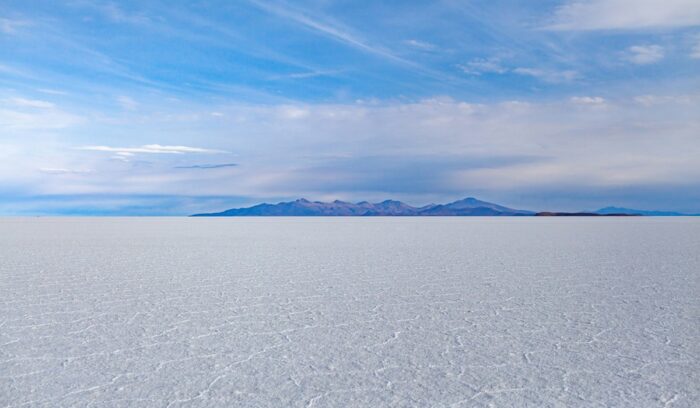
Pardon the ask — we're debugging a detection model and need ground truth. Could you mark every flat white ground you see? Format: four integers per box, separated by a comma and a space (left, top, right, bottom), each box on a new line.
1, 217, 698, 407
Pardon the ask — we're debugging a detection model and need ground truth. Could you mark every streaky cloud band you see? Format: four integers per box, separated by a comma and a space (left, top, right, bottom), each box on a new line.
174, 163, 238, 169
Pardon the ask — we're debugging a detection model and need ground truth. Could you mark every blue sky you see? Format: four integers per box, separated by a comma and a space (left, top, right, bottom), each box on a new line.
1, 0, 699, 215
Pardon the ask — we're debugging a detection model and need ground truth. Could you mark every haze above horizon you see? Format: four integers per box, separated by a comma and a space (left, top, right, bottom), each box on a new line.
2, 0, 699, 215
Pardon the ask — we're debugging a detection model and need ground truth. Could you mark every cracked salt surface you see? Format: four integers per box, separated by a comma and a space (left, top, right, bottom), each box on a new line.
1, 217, 698, 407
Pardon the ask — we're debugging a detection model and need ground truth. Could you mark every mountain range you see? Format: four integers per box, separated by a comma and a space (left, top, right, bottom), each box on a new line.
193, 197, 535, 216
192, 197, 700, 217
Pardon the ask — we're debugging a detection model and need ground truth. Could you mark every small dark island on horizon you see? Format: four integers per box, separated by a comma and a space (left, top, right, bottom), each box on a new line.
192, 197, 697, 217
535, 212, 641, 217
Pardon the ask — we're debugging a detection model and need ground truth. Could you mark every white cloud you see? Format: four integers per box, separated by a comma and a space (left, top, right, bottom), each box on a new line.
458, 58, 507, 75
570, 96, 606, 105
278, 106, 309, 119
99, 3, 151, 25
634, 94, 695, 106
513, 67, 579, 83
174, 163, 238, 169
4, 95, 699, 212
634, 95, 657, 106
5, 97, 55, 109
268, 69, 340, 80
626, 45, 665, 64
0, 18, 29, 34
36, 88, 68, 95
0, 109, 82, 130
458, 61, 578, 83
546, 0, 700, 30
691, 35, 700, 58
39, 168, 91, 175
116, 95, 138, 110
79, 144, 226, 155
404, 39, 436, 51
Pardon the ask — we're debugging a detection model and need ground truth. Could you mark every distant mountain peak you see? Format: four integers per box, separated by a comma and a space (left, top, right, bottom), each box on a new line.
441, 197, 532, 215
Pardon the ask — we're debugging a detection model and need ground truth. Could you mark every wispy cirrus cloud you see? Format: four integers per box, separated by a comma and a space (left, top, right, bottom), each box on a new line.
0, 18, 30, 34
249, 0, 396, 59
458, 60, 578, 83
690, 34, 700, 58
0, 96, 82, 129
36, 88, 68, 95
512, 67, 579, 83
403, 39, 436, 51
626, 45, 665, 64
96, 2, 151, 25
78, 145, 227, 156
174, 163, 238, 169
246, 0, 456, 82
116, 95, 138, 110
39, 167, 92, 175
458, 58, 507, 76
545, 0, 700, 30
4, 97, 55, 109
247, 0, 402, 63
570, 96, 606, 105
268, 69, 342, 80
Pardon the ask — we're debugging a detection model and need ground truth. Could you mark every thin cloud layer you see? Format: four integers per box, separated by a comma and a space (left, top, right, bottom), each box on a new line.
3, 95, 697, 213
174, 163, 238, 169
690, 34, 700, 58
546, 0, 700, 30
79, 145, 226, 156
626, 45, 665, 64
5, 97, 55, 109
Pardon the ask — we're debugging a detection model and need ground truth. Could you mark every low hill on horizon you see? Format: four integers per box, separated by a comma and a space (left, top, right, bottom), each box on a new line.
595, 206, 699, 216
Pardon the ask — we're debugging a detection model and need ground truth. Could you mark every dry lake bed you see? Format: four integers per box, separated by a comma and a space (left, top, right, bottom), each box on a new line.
1, 217, 698, 407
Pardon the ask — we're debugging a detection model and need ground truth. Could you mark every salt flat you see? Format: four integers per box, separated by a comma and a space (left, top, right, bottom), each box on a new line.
1, 217, 698, 407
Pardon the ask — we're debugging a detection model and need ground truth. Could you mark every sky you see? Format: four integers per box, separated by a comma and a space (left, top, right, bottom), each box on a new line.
1, 0, 699, 215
